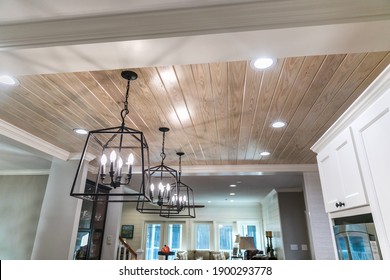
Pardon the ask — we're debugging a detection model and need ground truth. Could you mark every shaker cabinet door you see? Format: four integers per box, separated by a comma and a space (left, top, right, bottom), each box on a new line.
351, 89, 390, 259
317, 144, 342, 212
317, 128, 367, 213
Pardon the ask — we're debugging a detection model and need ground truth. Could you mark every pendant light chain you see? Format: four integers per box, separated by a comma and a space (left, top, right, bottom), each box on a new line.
120, 79, 131, 127
178, 152, 182, 180
160, 129, 167, 164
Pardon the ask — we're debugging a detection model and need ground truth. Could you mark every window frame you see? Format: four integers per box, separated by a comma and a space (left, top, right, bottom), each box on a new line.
194, 222, 213, 250
217, 223, 234, 252
237, 220, 263, 251
144, 221, 186, 260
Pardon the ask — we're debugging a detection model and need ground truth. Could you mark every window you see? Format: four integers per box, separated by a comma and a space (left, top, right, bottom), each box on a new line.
238, 221, 262, 250
168, 224, 182, 252
195, 223, 211, 250
219, 224, 233, 251
145, 222, 184, 260
242, 224, 257, 247
145, 223, 161, 260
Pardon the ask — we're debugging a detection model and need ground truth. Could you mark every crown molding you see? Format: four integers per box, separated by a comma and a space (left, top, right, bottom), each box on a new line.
311, 64, 390, 153
0, 169, 50, 176
68, 152, 95, 162
0, 119, 70, 161
180, 164, 318, 176
0, 128, 317, 184
1, 1, 390, 50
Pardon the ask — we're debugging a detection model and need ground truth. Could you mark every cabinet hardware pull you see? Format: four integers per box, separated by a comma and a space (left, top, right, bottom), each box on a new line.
335, 202, 345, 208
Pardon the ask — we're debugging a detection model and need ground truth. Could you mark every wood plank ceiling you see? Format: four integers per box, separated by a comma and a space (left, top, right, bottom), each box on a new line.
1, 51, 389, 168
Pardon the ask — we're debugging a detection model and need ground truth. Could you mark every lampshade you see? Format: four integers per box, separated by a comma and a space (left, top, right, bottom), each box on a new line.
239, 236, 256, 250
70, 70, 151, 203
234, 234, 241, 243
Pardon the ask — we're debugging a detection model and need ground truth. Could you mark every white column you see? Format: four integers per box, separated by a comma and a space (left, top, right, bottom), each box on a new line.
100, 187, 123, 260
136, 248, 144, 260
31, 158, 87, 259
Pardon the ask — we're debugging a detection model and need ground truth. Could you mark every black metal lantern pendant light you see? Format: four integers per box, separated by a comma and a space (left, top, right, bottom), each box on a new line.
70, 70, 151, 203
136, 127, 178, 214
160, 152, 196, 218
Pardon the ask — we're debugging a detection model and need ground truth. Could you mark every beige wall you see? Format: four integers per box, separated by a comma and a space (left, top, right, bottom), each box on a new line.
121, 203, 263, 257
262, 190, 284, 259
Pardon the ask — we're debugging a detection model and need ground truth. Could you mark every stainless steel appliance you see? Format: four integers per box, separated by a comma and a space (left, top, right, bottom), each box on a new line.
333, 214, 382, 260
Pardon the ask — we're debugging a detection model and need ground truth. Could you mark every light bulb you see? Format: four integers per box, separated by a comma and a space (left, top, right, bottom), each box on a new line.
127, 153, 134, 174
158, 182, 164, 192
110, 150, 117, 162
118, 157, 123, 169
128, 153, 134, 165
101, 154, 107, 165
117, 157, 123, 177
109, 151, 116, 172
100, 154, 107, 174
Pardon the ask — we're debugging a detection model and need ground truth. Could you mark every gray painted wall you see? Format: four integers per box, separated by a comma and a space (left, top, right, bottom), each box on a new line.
278, 191, 311, 260
0, 175, 48, 259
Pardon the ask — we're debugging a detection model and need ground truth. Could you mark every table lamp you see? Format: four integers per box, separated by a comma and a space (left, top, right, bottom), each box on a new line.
239, 236, 256, 259
233, 234, 241, 256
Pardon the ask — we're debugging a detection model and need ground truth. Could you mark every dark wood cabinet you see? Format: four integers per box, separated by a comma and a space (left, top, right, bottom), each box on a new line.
74, 180, 109, 260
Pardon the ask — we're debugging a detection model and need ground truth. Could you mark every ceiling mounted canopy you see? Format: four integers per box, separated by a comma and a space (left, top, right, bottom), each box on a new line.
70, 70, 151, 203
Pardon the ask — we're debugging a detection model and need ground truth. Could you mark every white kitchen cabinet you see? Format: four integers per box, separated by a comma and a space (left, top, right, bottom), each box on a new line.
350, 88, 390, 259
316, 127, 368, 213
312, 64, 390, 259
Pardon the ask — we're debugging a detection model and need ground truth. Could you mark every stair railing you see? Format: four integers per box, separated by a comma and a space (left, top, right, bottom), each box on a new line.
117, 236, 137, 260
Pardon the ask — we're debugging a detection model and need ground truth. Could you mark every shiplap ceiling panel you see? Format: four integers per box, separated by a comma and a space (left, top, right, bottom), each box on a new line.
1, 52, 390, 168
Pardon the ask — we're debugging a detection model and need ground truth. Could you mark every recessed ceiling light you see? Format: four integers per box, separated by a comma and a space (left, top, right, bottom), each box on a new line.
0, 75, 19, 86
272, 121, 286, 128
73, 128, 88, 135
230, 200, 235, 202
230, 193, 236, 196
229, 184, 237, 188
251, 57, 274, 70
260, 151, 270, 156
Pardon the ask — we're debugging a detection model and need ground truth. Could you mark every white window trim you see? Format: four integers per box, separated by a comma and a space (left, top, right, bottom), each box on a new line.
216, 222, 234, 252
236, 220, 264, 251
192, 221, 214, 250
143, 221, 186, 258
